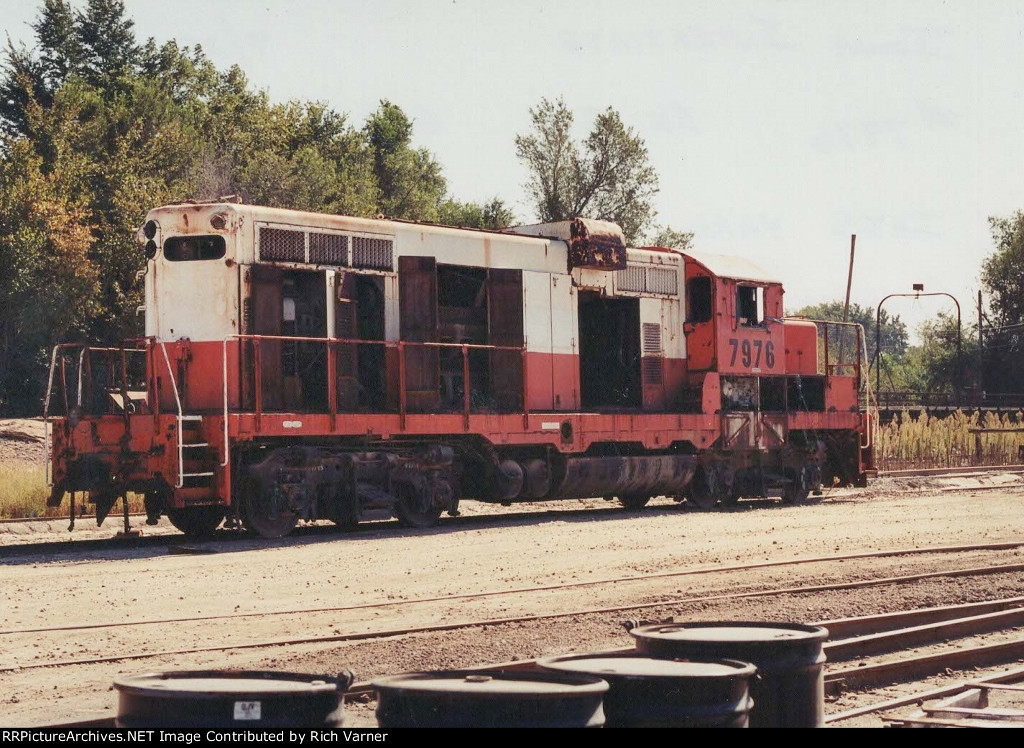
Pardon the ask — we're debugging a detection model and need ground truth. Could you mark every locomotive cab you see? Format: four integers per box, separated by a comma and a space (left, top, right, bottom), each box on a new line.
677, 250, 869, 504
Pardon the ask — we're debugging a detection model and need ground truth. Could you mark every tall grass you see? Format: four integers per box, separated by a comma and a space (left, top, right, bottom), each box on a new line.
0, 461, 145, 520
0, 461, 54, 519
877, 409, 1024, 471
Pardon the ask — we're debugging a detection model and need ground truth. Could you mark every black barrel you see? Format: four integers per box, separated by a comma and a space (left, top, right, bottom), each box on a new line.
630, 621, 829, 728
113, 670, 352, 728
372, 669, 609, 728
537, 652, 756, 727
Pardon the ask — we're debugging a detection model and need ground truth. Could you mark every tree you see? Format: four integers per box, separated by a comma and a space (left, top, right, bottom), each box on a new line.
514, 97, 659, 245
364, 100, 447, 221
788, 301, 908, 365
645, 225, 693, 251
76, 0, 137, 87
907, 313, 974, 396
0, 122, 98, 414
0, 41, 49, 138
33, 0, 81, 92
978, 211, 1024, 396
437, 197, 516, 230
981, 211, 1024, 326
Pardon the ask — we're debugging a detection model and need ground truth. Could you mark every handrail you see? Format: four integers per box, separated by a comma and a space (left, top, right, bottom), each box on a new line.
222, 338, 230, 468
43, 345, 61, 488
43, 342, 150, 487
158, 341, 187, 488
219, 333, 528, 446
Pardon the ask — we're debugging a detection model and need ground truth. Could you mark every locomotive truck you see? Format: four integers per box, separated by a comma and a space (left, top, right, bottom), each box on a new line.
44, 201, 875, 538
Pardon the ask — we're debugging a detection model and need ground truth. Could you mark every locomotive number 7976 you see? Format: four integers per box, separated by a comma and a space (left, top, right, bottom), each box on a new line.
728, 338, 776, 369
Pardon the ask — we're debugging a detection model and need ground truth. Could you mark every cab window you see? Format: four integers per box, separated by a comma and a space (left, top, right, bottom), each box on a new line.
164, 235, 226, 261
687, 276, 712, 323
737, 285, 762, 326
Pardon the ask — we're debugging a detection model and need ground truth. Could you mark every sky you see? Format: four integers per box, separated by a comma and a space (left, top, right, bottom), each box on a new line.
5, 0, 1024, 341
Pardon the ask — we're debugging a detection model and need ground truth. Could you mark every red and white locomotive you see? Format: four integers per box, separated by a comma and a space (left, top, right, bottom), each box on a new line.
45, 201, 874, 538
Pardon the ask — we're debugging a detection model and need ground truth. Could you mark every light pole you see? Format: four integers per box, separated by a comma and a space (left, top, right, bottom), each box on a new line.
875, 285, 962, 404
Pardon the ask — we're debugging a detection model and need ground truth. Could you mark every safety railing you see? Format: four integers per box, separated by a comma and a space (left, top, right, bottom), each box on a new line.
786, 318, 873, 451
43, 341, 151, 487
220, 334, 529, 471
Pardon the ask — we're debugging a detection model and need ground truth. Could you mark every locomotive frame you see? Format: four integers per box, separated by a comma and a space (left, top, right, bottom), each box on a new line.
44, 201, 875, 538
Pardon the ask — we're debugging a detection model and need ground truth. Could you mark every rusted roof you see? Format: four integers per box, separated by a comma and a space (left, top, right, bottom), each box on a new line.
508, 218, 626, 271
682, 250, 780, 283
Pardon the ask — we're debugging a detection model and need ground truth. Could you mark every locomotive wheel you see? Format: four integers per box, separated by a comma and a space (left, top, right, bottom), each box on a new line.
617, 494, 651, 510
394, 481, 443, 529
719, 492, 741, 508
686, 467, 718, 510
166, 506, 225, 538
241, 476, 298, 538
780, 468, 819, 505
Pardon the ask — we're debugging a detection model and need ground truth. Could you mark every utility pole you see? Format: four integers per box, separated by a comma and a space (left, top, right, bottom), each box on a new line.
978, 290, 984, 396
839, 235, 855, 371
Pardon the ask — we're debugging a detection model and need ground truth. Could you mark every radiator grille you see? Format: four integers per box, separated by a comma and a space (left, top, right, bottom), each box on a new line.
646, 267, 678, 295
309, 232, 349, 265
259, 227, 305, 262
615, 266, 645, 292
615, 265, 678, 295
352, 236, 394, 269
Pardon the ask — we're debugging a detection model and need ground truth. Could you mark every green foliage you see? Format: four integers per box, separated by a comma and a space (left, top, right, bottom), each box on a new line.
788, 300, 908, 363
364, 100, 447, 221
645, 225, 694, 251
0, 126, 99, 413
982, 211, 1024, 326
33, 0, 82, 91
0, 40, 50, 138
912, 313, 975, 394
437, 197, 516, 230
76, 0, 137, 86
515, 96, 660, 245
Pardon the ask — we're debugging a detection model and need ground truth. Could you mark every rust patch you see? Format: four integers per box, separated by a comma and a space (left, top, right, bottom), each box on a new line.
568, 218, 626, 271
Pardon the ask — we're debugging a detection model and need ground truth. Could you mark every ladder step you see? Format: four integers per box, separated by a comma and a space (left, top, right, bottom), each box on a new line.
182, 443, 209, 448
183, 472, 215, 478
180, 415, 203, 421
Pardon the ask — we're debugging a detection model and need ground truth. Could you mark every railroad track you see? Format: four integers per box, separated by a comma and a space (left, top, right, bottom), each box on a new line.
2, 541, 1023, 672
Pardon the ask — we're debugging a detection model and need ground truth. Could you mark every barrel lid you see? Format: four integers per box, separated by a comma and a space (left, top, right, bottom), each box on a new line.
631, 621, 829, 644
537, 653, 757, 679
372, 669, 609, 696
114, 670, 348, 697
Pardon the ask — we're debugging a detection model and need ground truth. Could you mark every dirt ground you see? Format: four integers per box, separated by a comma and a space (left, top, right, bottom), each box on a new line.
0, 418, 45, 466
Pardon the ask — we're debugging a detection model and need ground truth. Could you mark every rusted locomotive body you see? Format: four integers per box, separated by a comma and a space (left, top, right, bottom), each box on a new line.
44, 202, 874, 538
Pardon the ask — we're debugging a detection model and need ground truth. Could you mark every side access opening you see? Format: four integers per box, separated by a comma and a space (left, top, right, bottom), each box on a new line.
335, 273, 387, 411
245, 267, 389, 413
245, 266, 328, 412
398, 258, 524, 414
578, 292, 641, 409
